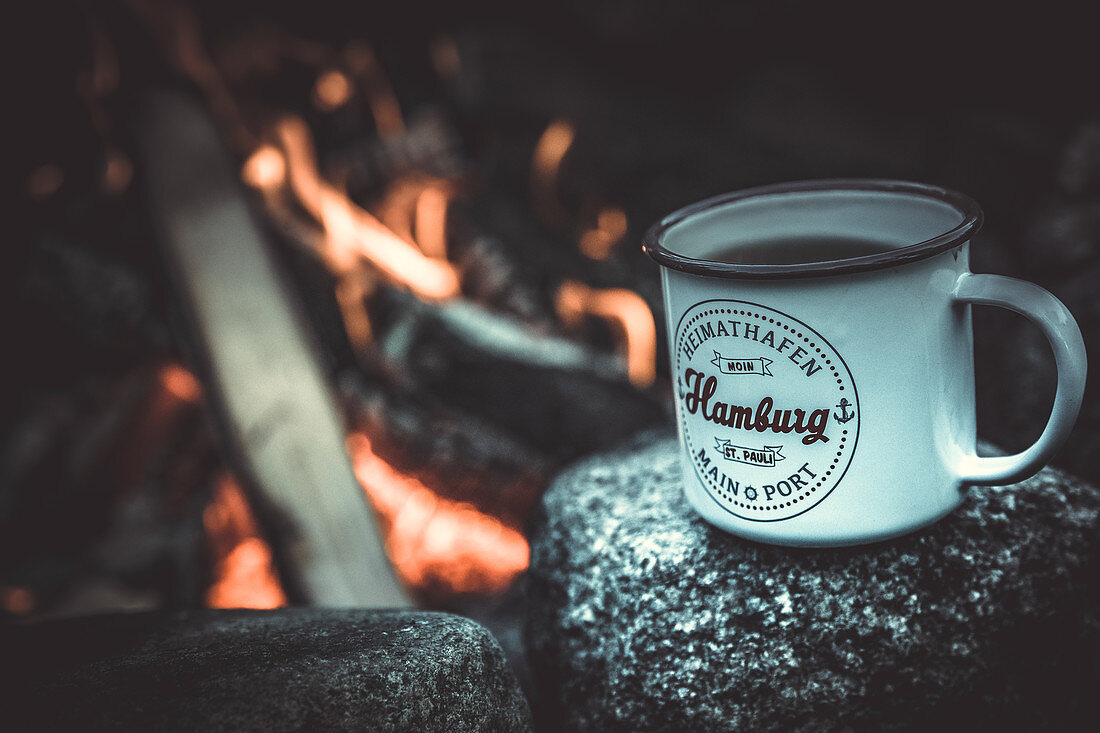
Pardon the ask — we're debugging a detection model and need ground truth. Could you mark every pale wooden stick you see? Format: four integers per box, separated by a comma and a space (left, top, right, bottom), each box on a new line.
136, 91, 410, 608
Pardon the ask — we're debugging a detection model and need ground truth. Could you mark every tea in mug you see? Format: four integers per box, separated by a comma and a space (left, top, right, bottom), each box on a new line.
706, 235, 898, 265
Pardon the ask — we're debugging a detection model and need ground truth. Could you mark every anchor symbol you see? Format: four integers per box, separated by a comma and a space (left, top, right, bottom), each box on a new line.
834, 398, 855, 424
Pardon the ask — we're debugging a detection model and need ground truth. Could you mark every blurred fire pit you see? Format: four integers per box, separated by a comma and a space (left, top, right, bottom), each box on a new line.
3, 0, 669, 623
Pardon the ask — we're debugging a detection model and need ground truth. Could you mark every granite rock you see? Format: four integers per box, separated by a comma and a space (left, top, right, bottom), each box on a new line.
526, 432, 1100, 732
1, 608, 532, 732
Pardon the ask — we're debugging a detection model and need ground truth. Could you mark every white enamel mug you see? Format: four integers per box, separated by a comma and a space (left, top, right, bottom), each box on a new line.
643, 179, 1087, 547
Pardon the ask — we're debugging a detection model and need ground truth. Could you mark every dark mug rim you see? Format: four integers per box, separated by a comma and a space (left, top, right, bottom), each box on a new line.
641, 178, 984, 280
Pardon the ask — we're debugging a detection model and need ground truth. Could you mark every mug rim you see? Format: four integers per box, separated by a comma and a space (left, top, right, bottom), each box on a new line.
641, 178, 984, 279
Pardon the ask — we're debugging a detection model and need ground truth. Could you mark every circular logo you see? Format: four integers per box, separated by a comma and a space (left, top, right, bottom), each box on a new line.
675, 299, 859, 522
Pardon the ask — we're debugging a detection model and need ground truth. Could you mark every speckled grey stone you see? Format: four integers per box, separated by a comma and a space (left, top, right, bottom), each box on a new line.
2, 608, 532, 732
526, 432, 1100, 732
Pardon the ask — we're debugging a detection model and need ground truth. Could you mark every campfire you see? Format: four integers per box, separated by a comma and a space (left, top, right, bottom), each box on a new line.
4, 0, 666, 619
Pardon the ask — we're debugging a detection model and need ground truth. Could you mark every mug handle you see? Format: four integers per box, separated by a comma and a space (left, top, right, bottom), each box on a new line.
952, 273, 1087, 485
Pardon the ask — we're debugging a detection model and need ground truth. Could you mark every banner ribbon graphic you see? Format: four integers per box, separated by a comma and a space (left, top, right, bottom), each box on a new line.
714, 438, 785, 467
710, 351, 773, 376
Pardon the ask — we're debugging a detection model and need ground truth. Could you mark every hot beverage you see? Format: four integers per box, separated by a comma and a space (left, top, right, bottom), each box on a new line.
706, 235, 897, 265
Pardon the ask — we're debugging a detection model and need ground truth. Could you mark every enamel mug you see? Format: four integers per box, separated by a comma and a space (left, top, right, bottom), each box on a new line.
643, 179, 1087, 547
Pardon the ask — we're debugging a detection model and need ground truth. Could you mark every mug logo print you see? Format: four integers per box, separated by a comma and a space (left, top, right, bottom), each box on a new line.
710, 352, 773, 376
714, 438, 784, 467
675, 299, 859, 522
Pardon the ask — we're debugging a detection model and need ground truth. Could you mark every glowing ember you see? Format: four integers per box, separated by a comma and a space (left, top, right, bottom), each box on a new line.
556, 281, 658, 388
241, 145, 287, 191
273, 116, 461, 299
102, 149, 133, 195
375, 176, 453, 258
159, 362, 202, 403
313, 69, 353, 112
414, 184, 452, 259
343, 42, 405, 139
531, 119, 576, 223
107, 363, 204, 492
579, 206, 628, 260
430, 36, 462, 80
204, 475, 288, 609
334, 274, 374, 359
27, 164, 64, 199
163, 365, 285, 610
347, 433, 529, 594
376, 176, 427, 245
0, 586, 35, 615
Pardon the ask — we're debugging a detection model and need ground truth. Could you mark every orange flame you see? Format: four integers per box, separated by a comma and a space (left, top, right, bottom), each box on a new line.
313, 69, 353, 112
241, 145, 287, 191
375, 176, 453, 259
430, 36, 462, 80
334, 274, 374, 358
103, 148, 133, 195
375, 176, 426, 245
0, 586, 35, 615
77, 18, 125, 195
176, 363, 284, 610
204, 475, 288, 609
347, 433, 529, 594
272, 116, 460, 298
159, 363, 202, 403
100, 363, 203, 497
579, 206, 628, 260
531, 119, 575, 223
556, 281, 658, 388
27, 164, 64, 199
414, 183, 452, 259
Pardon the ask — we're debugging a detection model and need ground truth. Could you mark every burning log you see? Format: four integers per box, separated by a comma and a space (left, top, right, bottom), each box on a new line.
134, 91, 408, 608
327, 109, 466, 196
203, 474, 288, 610
347, 433, 530, 597
555, 280, 657, 388
12, 5, 669, 615
339, 375, 549, 527
531, 119, 576, 225
0, 362, 223, 613
373, 290, 669, 458
578, 206, 629, 260
272, 115, 461, 301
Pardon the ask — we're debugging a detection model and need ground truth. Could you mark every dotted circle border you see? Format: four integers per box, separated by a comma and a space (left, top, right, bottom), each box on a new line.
674, 299, 860, 523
